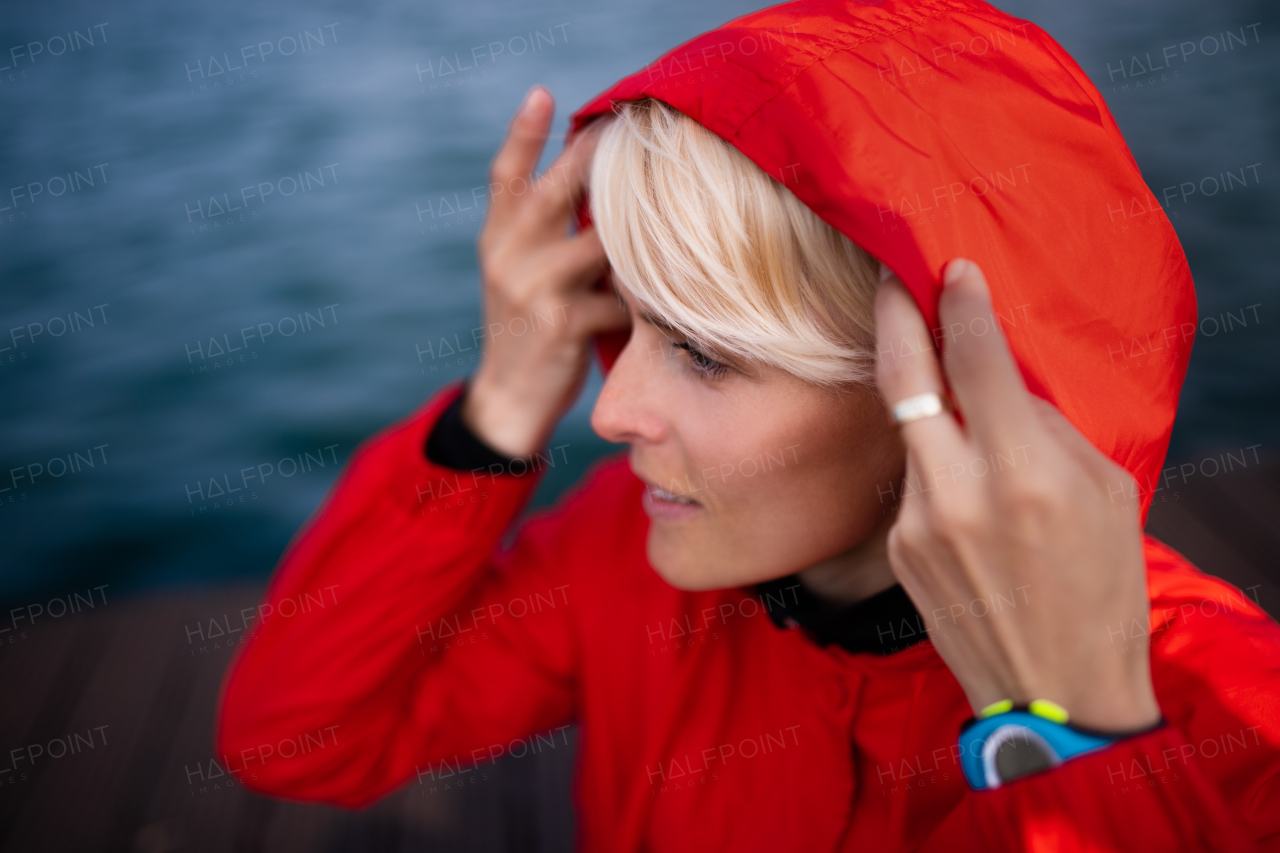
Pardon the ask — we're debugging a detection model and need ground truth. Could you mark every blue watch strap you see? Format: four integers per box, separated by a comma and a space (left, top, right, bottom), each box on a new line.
959, 710, 1115, 790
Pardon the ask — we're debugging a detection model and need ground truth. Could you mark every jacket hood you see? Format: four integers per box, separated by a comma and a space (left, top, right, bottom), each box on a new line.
569, 0, 1194, 520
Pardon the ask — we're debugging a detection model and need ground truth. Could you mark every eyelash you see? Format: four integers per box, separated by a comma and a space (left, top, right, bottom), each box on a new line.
613, 288, 730, 381
672, 340, 730, 380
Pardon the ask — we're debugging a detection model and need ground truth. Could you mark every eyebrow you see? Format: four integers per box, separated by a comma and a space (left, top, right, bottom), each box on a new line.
637, 306, 680, 335
625, 297, 683, 337
611, 280, 745, 368
610, 280, 674, 331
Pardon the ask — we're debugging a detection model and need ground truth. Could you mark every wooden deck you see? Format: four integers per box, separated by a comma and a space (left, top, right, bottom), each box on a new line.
1, 456, 1276, 852
0, 583, 577, 853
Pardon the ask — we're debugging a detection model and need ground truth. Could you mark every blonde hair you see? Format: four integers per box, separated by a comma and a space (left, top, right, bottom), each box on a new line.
588, 98, 881, 388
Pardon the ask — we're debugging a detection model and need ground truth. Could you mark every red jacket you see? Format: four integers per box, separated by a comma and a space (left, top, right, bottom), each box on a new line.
216, 1, 1280, 850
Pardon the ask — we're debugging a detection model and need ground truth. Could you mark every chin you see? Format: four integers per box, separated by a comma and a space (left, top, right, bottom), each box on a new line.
645, 529, 782, 593
646, 530, 715, 591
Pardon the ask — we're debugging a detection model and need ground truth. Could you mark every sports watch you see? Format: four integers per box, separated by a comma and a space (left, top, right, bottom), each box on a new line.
958, 699, 1163, 790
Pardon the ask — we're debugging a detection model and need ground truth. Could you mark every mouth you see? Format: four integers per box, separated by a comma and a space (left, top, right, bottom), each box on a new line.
645, 483, 699, 505
637, 475, 703, 521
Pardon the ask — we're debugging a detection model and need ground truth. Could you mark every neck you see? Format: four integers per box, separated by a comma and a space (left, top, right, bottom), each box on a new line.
796, 510, 898, 608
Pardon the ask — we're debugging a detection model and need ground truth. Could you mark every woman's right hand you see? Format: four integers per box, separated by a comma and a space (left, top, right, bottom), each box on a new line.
462, 85, 630, 459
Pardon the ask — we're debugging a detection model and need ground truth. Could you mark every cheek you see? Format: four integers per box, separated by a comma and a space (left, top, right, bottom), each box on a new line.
644, 409, 817, 588
645, 447, 878, 591
679, 398, 903, 578
679, 418, 796, 510
717, 441, 875, 551
683, 396, 896, 520
637, 367, 904, 587
800, 404, 905, 531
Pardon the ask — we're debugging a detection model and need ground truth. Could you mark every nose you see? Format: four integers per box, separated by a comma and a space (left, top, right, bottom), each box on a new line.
590, 330, 669, 447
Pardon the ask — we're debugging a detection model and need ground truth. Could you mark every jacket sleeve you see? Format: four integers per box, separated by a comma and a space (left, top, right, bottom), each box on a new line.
930, 541, 1280, 852
213, 378, 583, 808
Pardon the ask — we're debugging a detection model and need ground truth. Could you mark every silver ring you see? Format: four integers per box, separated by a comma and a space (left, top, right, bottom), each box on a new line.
891, 391, 946, 426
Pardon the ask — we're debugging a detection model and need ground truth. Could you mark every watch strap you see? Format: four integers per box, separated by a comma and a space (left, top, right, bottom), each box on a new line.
958, 702, 1167, 790
959, 710, 1114, 789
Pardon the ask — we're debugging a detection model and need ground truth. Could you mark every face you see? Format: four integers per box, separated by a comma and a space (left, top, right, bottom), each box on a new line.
590, 282, 907, 591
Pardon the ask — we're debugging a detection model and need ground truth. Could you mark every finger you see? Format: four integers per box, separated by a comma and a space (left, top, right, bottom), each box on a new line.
546, 227, 609, 291
487, 86, 554, 230
875, 275, 966, 465
936, 259, 1037, 449
559, 118, 607, 199
526, 119, 603, 225
563, 290, 632, 338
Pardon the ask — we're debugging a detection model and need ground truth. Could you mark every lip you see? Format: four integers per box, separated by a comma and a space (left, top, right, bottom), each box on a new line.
636, 474, 703, 522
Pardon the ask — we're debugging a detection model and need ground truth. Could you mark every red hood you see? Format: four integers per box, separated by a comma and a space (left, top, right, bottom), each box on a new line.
569, 0, 1194, 520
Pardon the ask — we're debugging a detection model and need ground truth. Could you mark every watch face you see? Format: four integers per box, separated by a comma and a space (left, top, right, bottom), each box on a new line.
993, 729, 1056, 783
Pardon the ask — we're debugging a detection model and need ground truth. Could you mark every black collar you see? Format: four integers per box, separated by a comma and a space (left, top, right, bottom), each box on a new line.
754, 575, 928, 656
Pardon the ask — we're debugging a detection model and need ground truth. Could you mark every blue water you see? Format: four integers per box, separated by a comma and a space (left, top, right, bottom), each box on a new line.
1, 0, 1276, 602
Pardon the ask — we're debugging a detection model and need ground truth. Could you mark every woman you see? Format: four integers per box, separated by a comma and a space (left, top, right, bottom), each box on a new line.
216, 1, 1280, 850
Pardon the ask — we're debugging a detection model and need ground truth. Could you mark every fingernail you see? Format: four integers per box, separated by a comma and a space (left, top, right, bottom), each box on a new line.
944, 258, 968, 286
520, 86, 542, 115
878, 262, 893, 282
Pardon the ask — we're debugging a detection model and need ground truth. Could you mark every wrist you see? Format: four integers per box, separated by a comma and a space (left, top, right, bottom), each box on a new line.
987, 660, 1160, 735
463, 371, 552, 459
1059, 690, 1162, 735
1043, 666, 1161, 734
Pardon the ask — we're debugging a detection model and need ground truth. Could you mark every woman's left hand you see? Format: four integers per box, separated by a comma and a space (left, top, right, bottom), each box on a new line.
875, 258, 1162, 733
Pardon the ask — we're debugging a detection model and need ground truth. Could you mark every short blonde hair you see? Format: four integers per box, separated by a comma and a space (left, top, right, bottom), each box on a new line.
588, 98, 880, 387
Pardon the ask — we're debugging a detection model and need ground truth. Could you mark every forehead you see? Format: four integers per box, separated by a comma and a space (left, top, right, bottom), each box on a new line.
611, 276, 679, 335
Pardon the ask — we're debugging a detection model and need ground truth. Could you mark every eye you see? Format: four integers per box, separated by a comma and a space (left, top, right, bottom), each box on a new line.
672, 340, 730, 380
